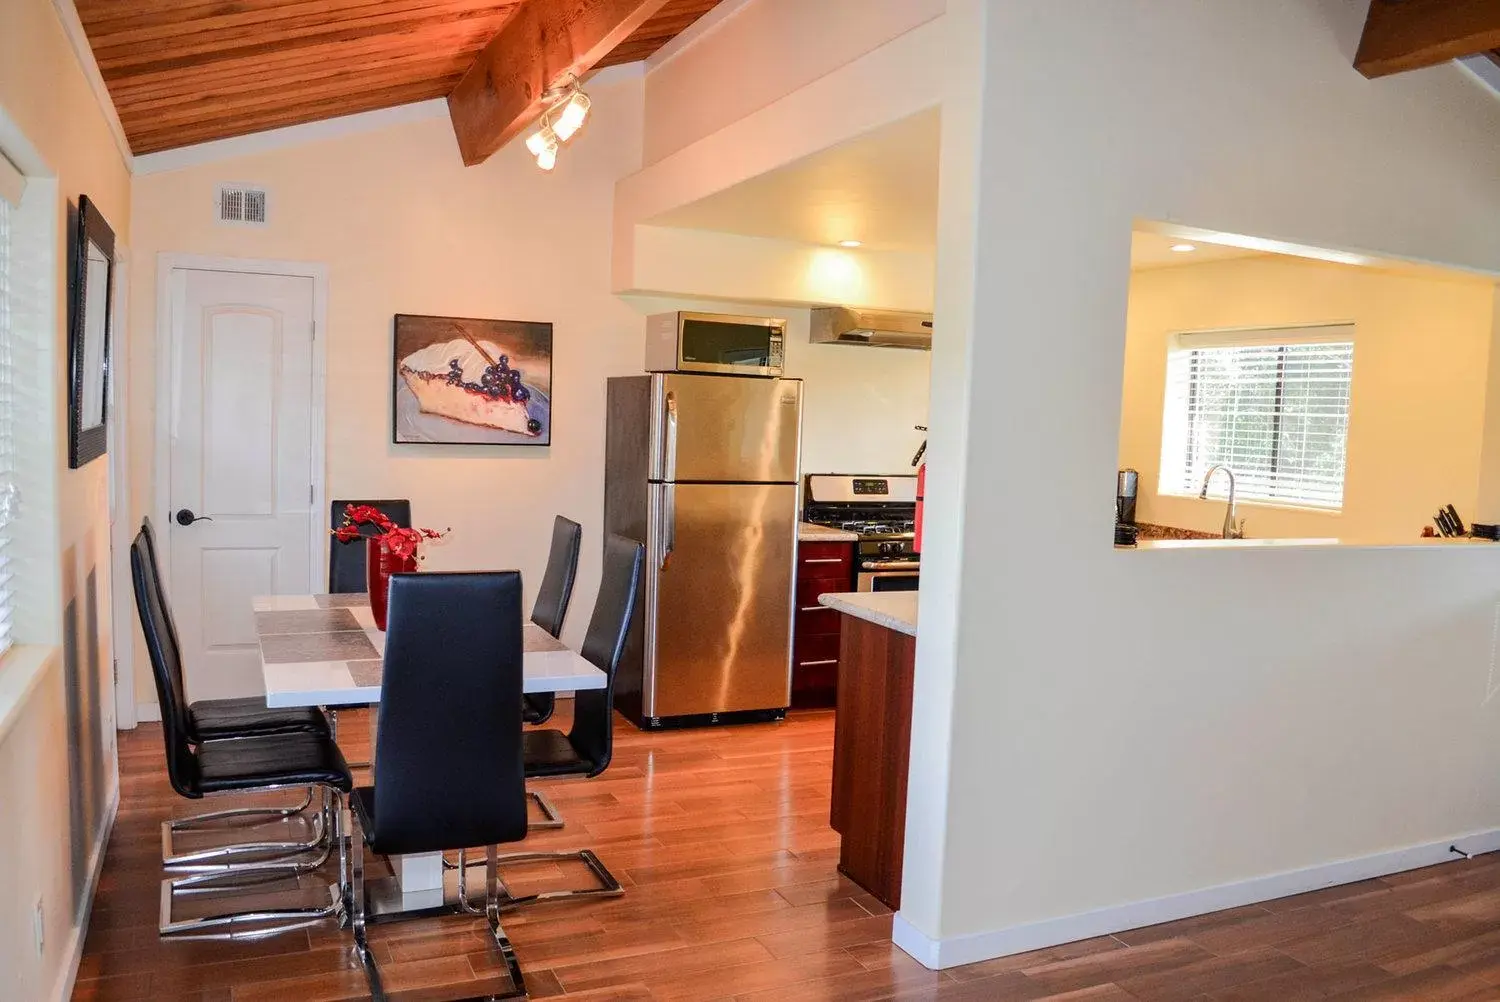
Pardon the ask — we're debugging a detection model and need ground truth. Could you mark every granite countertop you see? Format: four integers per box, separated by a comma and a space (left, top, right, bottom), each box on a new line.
818, 591, 917, 636
799, 522, 859, 543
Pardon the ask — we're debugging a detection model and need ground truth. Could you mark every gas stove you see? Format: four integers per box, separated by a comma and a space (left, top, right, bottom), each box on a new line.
804, 474, 920, 591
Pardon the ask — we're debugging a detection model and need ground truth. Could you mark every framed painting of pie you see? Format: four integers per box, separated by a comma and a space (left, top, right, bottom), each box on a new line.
392, 314, 553, 447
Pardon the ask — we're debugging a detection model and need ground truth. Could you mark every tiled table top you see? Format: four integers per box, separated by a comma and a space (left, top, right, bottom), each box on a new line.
253, 594, 605, 709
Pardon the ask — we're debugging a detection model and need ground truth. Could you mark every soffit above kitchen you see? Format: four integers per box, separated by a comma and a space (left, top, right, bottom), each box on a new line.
73, 0, 723, 156
651, 109, 942, 253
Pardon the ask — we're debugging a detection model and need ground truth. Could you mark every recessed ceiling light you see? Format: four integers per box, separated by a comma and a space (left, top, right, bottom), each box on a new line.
1170, 243, 1197, 253
838, 240, 863, 248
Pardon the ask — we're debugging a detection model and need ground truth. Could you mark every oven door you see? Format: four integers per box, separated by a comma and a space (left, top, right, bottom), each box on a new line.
856, 565, 920, 592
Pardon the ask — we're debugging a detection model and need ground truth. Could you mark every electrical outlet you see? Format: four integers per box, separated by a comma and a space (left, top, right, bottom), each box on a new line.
32, 898, 43, 956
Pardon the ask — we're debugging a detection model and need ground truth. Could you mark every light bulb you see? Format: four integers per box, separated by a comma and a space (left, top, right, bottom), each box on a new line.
535, 143, 558, 171
1170, 243, 1197, 253
525, 125, 557, 157
838, 240, 863, 248
552, 91, 592, 142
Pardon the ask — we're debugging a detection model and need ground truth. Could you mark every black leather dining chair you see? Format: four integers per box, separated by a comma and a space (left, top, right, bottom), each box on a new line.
140, 518, 331, 854
518, 534, 642, 840
328, 499, 412, 593
132, 532, 355, 940
524, 515, 582, 725
142, 518, 330, 743
326, 499, 411, 770
348, 571, 531, 1001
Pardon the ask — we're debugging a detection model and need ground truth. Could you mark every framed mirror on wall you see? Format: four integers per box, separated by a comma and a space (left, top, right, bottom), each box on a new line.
68, 195, 115, 468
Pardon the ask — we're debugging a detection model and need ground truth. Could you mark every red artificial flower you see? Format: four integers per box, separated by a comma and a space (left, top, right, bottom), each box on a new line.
331, 510, 447, 561
343, 505, 395, 531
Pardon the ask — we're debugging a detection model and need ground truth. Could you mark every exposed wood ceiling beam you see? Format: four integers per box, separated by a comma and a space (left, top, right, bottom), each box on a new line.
448, 0, 669, 166
1355, 0, 1500, 79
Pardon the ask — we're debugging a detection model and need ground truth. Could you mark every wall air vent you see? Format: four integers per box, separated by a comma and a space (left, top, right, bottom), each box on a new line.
216, 184, 268, 225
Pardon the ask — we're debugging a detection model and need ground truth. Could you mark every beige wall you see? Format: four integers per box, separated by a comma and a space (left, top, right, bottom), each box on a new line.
0, 0, 131, 997
1119, 255, 1499, 541
129, 80, 650, 704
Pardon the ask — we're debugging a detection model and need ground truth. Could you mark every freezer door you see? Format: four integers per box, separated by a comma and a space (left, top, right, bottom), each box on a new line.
645, 482, 796, 717
650, 374, 802, 484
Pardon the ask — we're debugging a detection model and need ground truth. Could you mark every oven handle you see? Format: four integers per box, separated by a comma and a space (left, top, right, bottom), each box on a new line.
861, 560, 920, 571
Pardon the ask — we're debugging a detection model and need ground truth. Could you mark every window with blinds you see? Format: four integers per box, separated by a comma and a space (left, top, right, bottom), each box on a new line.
0, 194, 14, 655
1159, 325, 1354, 510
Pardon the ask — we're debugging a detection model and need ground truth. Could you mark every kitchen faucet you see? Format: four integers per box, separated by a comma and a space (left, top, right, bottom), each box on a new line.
1199, 465, 1244, 539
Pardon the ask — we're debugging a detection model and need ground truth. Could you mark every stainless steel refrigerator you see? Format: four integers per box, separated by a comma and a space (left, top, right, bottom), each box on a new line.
606, 373, 803, 728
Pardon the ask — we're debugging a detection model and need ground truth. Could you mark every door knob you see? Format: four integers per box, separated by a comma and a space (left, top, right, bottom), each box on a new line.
175, 509, 213, 526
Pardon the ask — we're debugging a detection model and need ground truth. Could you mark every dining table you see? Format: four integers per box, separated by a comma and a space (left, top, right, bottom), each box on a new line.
251, 592, 604, 922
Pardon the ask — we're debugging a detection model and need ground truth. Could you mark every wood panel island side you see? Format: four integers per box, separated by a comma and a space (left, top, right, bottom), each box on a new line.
816, 591, 918, 910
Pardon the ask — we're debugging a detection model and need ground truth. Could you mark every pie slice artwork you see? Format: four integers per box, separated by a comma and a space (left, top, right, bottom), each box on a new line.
392, 314, 553, 446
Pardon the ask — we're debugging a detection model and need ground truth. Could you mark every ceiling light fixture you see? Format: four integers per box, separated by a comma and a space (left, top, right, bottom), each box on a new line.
838, 240, 863, 248
1170, 243, 1197, 253
524, 76, 591, 172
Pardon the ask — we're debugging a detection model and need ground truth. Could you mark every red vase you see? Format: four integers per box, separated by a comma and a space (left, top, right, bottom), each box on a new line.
366, 537, 417, 631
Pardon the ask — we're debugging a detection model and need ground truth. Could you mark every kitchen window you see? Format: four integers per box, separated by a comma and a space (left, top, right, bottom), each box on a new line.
1159, 325, 1354, 510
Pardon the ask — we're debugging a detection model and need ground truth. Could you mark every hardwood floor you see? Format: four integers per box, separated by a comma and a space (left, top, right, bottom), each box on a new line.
75, 707, 1500, 1001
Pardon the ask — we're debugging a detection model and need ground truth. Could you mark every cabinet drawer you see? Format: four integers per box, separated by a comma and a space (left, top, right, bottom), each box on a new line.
797, 578, 852, 609
793, 632, 841, 669
792, 660, 838, 703
795, 603, 842, 636
798, 541, 853, 572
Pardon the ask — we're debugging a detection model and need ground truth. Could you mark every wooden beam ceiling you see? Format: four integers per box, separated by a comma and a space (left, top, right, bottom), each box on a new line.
1355, 0, 1500, 79
73, 0, 722, 156
447, 0, 669, 166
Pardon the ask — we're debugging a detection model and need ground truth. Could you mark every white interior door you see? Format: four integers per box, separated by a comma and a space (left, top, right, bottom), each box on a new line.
167, 267, 317, 701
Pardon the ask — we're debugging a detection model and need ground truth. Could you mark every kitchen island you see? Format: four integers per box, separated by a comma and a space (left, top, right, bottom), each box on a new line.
818, 590, 918, 909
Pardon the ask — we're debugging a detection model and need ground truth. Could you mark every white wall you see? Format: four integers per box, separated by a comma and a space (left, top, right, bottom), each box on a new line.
902, 0, 1500, 966
1120, 255, 1498, 541
641, 0, 944, 165
615, 11, 948, 293
129, 77, 649, 701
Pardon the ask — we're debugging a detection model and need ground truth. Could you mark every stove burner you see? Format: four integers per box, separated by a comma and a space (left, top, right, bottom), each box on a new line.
834, 519, 915, 535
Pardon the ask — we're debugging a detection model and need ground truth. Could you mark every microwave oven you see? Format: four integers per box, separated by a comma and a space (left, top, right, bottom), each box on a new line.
645, 312, 786, 377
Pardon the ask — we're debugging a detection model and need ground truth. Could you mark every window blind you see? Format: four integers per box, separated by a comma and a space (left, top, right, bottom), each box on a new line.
1159, 326, 1354, 510
0, 193, 15, 654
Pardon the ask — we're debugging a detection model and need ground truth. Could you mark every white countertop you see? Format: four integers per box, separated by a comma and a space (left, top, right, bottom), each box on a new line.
818, 591, 917, 636
1123, 536, 1498, 552
799, 522, 859, 543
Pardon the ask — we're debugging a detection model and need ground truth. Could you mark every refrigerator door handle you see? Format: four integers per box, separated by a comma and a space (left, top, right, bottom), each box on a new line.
661, 484, 675, 569
664, 391, 679, 483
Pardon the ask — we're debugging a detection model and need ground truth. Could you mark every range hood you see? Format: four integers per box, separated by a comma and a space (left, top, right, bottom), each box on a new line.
810, 307, 932, 350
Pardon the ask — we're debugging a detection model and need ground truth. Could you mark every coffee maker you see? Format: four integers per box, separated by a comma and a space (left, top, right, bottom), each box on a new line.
1115, 469, 1139, 545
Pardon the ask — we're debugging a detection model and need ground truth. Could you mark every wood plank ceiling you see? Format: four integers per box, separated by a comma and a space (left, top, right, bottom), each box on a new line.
1354, 0, 1500, 78
74, 0, 722, 155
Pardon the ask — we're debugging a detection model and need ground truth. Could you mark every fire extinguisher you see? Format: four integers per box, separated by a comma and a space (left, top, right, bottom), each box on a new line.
911, 426, 927, 555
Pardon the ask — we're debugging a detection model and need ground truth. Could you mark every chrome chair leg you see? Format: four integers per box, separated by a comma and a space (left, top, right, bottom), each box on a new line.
327, 707, 372, 772
161, 799, 331, 869
159, 792, 347, 942
351, 814, 387, 1002
487, 845, 528, 999
454, 848, 624, 908
527, 790, 564, 830
164, 788, 315, 831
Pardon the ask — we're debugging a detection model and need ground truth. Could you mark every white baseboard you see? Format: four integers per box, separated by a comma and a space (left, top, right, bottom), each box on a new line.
50, 786, 120, 1002
135, 700, 160, 722
892, 826, 1500, 970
